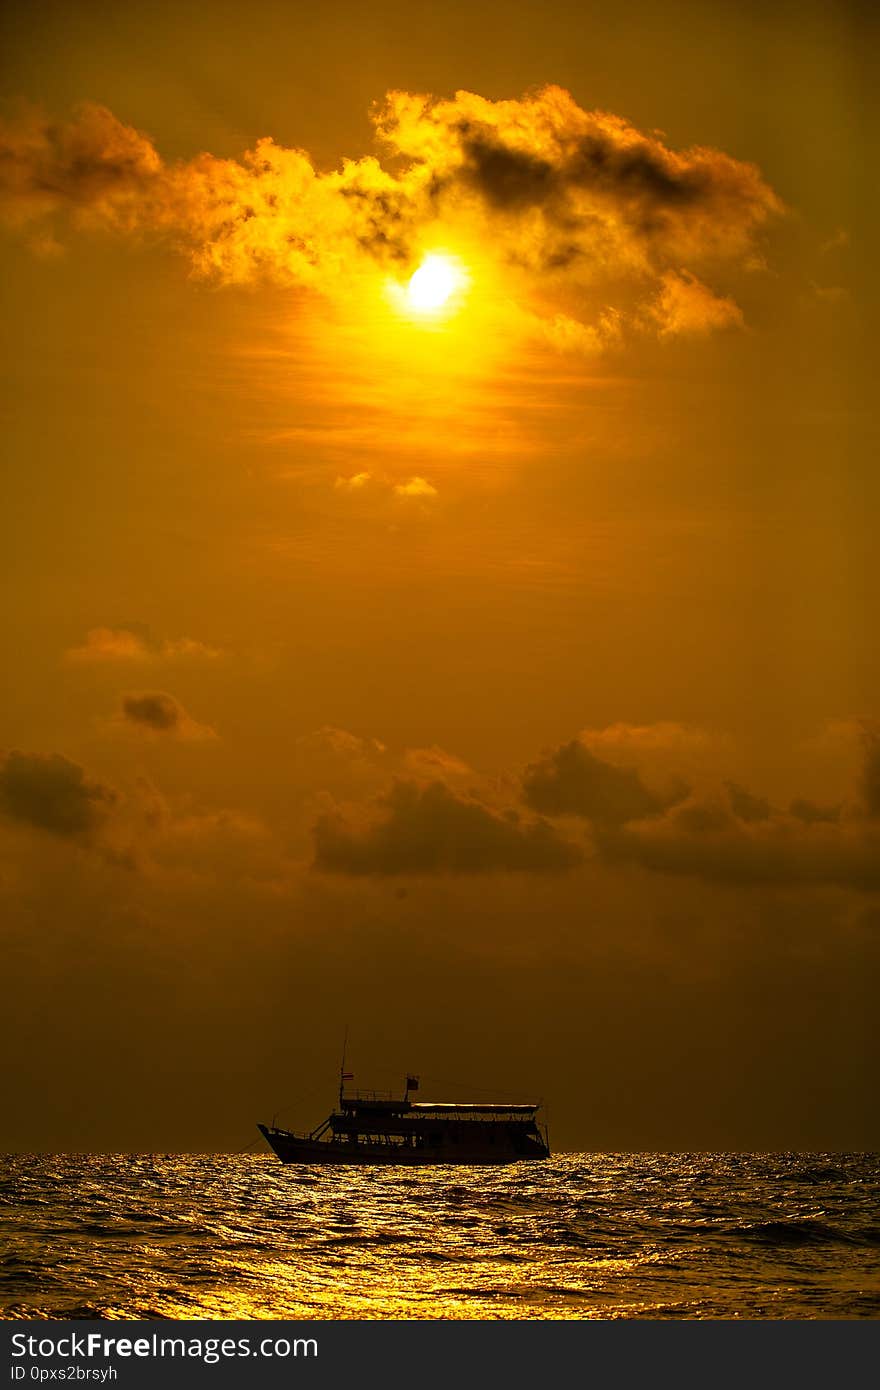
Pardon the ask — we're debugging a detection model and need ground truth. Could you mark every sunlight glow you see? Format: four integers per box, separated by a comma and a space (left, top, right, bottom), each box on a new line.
406, 254, 465, 314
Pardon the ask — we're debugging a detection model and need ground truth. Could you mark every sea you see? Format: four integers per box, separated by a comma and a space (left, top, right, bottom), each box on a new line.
2, 1153, 878, 1320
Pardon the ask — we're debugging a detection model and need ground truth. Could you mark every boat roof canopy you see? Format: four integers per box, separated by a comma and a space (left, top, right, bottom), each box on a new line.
338, 1096, 540, 1115
408, 1102, 538, 1113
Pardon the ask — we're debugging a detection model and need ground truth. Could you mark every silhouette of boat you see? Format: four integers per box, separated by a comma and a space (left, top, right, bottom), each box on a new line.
258, 1063, 550, 1166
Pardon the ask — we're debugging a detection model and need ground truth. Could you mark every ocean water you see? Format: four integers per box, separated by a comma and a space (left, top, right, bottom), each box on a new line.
1, 1152, 878, 1320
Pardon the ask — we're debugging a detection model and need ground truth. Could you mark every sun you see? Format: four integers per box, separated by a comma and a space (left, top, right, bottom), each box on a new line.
406, 254, 465, 313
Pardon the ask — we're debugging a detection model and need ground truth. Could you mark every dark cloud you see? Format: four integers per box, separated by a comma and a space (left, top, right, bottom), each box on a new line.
379, 87, 781, 276
120, 691, 215, 739
725, 780, 773, 823
519, 726, 880, 892
313, 778, 582, 875
458, 125, 721, 228
0, 750, 116, 837
597, 811, 880, 889
122, 692, 182, 731
0, 103, 160, 220
789, 797, 841, 825
522, 739, 679, 825
859, 728, 880, 817
596, 787, 880, 891
672, 798, 734, 834
458, 139, 557, 212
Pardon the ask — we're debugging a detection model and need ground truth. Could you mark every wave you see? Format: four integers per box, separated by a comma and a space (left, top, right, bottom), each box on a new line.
734, 1219, 862, 1247
3, 1153, 879, 1320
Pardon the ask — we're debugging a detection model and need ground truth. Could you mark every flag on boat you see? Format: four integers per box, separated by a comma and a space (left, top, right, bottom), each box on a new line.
406, 1075, 419, 1090
341, 1072, 354, 1080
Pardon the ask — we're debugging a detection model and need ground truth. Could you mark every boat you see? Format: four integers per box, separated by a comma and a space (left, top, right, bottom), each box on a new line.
258, 1064, 550, 1166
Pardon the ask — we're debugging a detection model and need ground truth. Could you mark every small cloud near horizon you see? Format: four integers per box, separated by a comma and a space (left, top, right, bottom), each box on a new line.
120, 691, 217, 741
65, 626, 220, 665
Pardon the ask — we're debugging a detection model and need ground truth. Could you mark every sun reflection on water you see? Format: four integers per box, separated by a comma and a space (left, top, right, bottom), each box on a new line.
3, 1153, 878, 1321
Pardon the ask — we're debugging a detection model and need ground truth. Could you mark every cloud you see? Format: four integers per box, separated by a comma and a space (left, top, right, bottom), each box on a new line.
65, 627, 152, 663
578, 721, 720, 757
293, 725, 389, 796
377, 87, 781, 282
65, 626, 219, 664
0, 750, 117, 837
522, 738, 684, 824
647, 270, 744, 337
859, 725, 880, 817
334, 472, 373, 493
295, 726, 481, 806
334, 472, 438, 503
532, 308, 622, 355
123, 693, 180, 731
121, 691, 216, 740
402, 745, 472, 780
518, 722, 880, 893
598, 794, 880, 891
574, 721, 722, 799
789, 798, 841, 825
313, 778, 582, 874
725, 780, 773, 823
1, 88, 782, 343
298, 725, 387, 761
591, 731, 880, 889
0, 102, 162, 229
393, 476, 438, 498
144, 805, 293, 890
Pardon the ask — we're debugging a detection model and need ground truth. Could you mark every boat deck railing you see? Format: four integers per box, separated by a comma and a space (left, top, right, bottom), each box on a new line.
341, 1089, 399, 1102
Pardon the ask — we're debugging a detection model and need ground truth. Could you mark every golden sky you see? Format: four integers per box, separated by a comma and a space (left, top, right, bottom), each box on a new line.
1, 0, 877, 1150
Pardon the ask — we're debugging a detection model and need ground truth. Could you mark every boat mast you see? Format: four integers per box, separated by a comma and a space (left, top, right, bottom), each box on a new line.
338, 1024, 349, 1110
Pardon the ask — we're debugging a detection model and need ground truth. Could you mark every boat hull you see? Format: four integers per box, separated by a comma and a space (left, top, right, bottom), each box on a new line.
258, 1124, 549, 1166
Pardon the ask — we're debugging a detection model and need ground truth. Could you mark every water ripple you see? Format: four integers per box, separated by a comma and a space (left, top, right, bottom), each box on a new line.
1, 1152, 878, 1319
